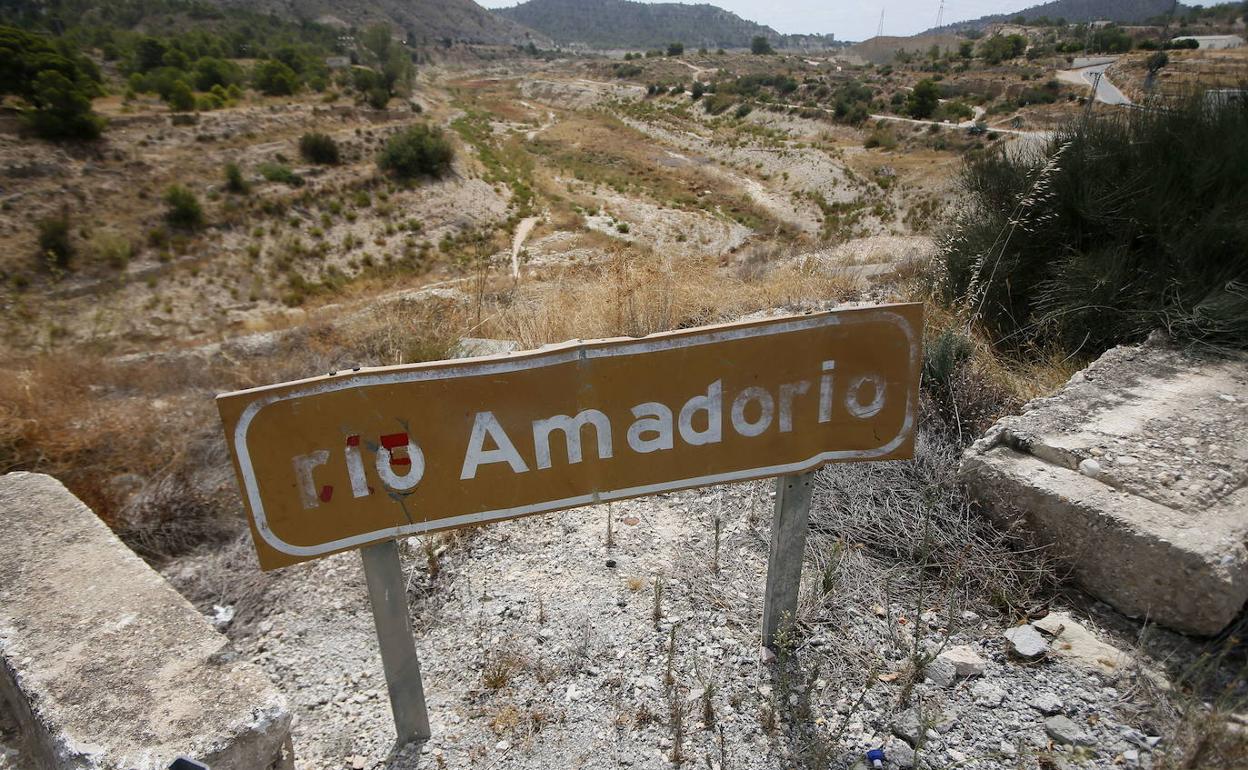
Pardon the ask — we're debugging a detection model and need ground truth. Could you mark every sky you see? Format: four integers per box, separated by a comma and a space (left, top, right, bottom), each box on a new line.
476, 0, 1221, 42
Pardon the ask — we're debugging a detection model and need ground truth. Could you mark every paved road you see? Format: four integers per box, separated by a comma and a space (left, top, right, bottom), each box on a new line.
1056, 60, 1132, 106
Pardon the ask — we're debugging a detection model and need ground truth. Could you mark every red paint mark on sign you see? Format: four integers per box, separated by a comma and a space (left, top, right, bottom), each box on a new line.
320, 485, 333, 503
346, 435, 360, 446
380, 433, 408, 449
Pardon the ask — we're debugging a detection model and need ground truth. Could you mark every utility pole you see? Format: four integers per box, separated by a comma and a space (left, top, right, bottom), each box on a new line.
877, 8, 885, 38
935, 0, 945, 30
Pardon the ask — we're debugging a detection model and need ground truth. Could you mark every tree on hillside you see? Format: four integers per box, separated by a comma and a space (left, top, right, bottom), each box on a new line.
978, 34, 1026, 64
907, 79, 940, 119
0, 26, 104, 140
667, 42, 684, 56
252, 59, 298, 96
751, 36, 773, 55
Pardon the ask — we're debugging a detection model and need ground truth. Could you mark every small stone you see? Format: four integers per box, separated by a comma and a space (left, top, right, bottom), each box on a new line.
999, 740, 1018, 758
936, 645, 986, 677
971, 681, 1006, 707
605, 558, 617, 568
759, 646, 777, 664
892, 709, 922, 747
1003, 624, 1049, 660
1123, 749, 1140, 767
1180, 437, 1199, 447
1045, 715, 1093, 746
1028, 692, 1064, 715
496, 740, 511, 751
1078, 458, 1101, 477
886, 738, 915, 768
924, 657, 956, 687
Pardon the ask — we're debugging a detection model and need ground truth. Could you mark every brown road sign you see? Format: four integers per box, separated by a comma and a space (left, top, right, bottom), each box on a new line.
218, 303, 923, 569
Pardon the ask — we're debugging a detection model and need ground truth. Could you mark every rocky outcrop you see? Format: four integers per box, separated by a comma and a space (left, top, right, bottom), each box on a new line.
960, 341, 1248, 635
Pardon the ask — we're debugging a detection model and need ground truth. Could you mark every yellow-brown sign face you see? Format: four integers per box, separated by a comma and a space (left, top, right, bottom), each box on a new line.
218, 303, 922, 569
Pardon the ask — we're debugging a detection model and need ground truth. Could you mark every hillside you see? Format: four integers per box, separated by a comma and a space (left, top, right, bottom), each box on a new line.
496, 0, 780, 49
933, 0, 1178, 31
206, 0, 541, 46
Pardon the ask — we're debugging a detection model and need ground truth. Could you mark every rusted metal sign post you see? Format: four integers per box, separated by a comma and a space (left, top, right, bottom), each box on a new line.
218, 303, 922, 744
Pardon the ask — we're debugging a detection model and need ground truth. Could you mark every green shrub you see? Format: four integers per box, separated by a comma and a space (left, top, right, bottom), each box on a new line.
164, 185, 204, 230
252, 59, 298, 96
667, 42, 684, 57
734, 103, 753, 119
751, 36, 773, 55
89, 230, 132, 269
37, 213, 73, 269
22, 70, 104, 140
259, 162, 304, 187
224, 162, 249, 194
864, 124, 897, 150
941, 94, 1248, 353
907, 79, 941, 119
377, 124, 454, 180
299, 132, 340, 164
2, 26, 105, 141
166, 79, 195, 112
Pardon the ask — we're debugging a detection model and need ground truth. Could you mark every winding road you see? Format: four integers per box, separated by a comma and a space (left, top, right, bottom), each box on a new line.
1056, 58, 1133, 106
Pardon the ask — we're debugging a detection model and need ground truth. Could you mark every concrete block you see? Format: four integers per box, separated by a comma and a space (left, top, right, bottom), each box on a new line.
0, 472, 293, 770
961, 342, 1248, 635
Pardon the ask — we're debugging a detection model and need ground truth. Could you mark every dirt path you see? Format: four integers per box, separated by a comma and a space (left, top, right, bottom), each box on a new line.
511, 216, 541, 279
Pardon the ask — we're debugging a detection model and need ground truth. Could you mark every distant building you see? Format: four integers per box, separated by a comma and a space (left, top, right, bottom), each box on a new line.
1171, 35, 1245, 50
1089, 20, 1113, 29
325, 56, 351, 70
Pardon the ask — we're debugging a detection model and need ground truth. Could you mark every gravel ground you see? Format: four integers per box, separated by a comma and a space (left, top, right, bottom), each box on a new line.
183, 474, 1185, 770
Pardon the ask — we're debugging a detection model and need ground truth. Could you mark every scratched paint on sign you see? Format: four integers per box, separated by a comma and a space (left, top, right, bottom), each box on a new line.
217, 303, 923, 569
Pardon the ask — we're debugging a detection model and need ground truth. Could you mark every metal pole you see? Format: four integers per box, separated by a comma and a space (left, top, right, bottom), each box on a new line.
360, 539, 431, 744
761, 471, 816, 649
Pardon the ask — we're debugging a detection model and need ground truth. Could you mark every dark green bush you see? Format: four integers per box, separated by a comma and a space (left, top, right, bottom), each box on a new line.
1, 26, 104, 141
166, 80, 195, 112
224, 162, 249, 194
751, 36, 773, 55
37, 212, 73, 269
941, 94, 1248, 353
252, 59, 298, 96
299, 132, 340, 164
164, 185, 204, 230
378, 125, 454, 180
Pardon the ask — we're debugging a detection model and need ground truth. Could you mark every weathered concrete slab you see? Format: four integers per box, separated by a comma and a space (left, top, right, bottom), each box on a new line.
0, 472, 293, 770
961, 342, 1248, 635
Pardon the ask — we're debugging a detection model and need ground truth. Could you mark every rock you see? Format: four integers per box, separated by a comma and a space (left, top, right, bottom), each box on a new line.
924, 658, 956, 687
999, 740, 1018, 758
1003, 624, 1049, 660
1045, 715, 1093, 747
1028, 692, 1064, 715
885, 737, 915, 768
892, 709, 922, 747
1123, 748, 1140, 767
759, 646, 777, 664
936, 645, 986, 677
971, 681, 1006, 707
0, 473, 292, 770
960, 341, 1248, 635
1031, 612, 1135, 678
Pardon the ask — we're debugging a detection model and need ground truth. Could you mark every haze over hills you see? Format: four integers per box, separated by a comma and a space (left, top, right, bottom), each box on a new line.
204, 0, 542, 45
495, 0, 829, 49
930, 0, 1183, 32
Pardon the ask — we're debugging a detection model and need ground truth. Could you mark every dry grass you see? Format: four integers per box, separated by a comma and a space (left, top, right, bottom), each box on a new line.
484, 248, 862, 347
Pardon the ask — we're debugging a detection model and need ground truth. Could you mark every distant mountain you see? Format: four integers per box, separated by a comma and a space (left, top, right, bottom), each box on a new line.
204, 0, 542, 45
496, 0, 799, 49
932, 0, 1180, 32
